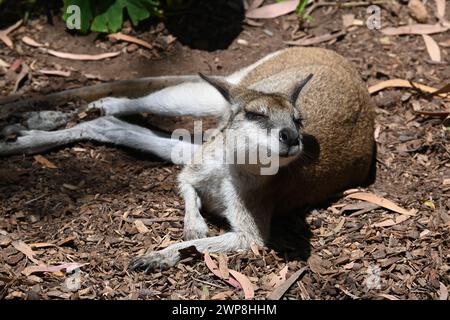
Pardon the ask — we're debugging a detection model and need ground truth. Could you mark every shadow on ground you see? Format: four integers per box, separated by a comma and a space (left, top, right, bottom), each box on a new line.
163, 0, 245, 51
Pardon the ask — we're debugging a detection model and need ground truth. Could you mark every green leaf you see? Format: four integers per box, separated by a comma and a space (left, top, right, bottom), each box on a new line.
63, 0, 161, 34
126, 0, 151, 26
296, 0, 309, 16
91, 1, 124, 33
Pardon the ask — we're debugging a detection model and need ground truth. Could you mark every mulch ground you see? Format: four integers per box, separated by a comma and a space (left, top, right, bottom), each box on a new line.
0, 1, 449, 300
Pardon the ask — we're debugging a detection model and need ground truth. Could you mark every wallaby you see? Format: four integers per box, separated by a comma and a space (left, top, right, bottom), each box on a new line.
0, 47, 375, 273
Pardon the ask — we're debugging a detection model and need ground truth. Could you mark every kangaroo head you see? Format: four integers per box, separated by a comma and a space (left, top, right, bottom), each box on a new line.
199, 73, 313, 168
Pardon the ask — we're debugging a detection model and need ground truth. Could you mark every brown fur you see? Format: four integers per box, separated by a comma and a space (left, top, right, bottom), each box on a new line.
241, 47, 375, 212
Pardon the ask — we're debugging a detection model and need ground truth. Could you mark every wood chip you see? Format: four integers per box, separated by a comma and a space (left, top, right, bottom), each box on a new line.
267, 267, 307, 300
408, 0, 429, 23
217, 253, 229, 279
34, 155, 58, 169
134, 220, 150, 234
29, 242, 57, 249
286, 30, 346, 46
439, 282, 449, 300
250, 243, 260, 256
0, 58, 10, 68
435, 0, 446, 19
62, 183, 78, 190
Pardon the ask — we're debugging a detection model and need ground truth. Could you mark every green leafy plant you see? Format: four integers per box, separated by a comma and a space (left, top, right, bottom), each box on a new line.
62, 0, 161, 33
295, 0, 314, 23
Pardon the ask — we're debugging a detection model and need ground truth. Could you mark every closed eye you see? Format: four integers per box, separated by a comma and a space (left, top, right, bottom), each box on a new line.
294, 116, 303, 127
245, 112, 267, 121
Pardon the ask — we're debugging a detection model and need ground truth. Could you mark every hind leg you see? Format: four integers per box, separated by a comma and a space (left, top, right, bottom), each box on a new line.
0, 116, 197, 161
88, 80, 230, 118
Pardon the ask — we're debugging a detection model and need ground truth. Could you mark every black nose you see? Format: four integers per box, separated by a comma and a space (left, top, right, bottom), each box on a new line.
279, 128, 299, 147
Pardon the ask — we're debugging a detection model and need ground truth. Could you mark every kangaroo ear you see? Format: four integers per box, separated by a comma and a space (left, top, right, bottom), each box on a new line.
290, 73, 313, 105
199, 73, 234, 103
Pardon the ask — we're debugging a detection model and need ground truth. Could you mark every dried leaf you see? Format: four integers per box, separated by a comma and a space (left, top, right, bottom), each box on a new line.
204, 251, 222, 278
204, 251, 241, 289
108, 32, 153, 50
22, 262, 88, 276
381, 23, 448, 35
0, 20, 22, 48
47, 49, 121, 61
21, 36, 44, 48
346, 192, 416, 216
267, 267, 306, 300
378, 293, 400, 300
368, 79, 450, 100
428, 83, 450, 96
38, 69, 71, 77
372, 214, 410, 227
12, 240, 43, 265
422, 34, 441, 62
246, 0, 299, 19
228, 269, 254, 300
34, 155, 58, 169
12, 62, 29, 93
134, 220, 150, 234
247, 0, 264, 11
286, 30, 346, 46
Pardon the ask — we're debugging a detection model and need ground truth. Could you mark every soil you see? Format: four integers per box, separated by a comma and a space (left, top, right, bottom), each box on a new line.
0, 1, 449, 300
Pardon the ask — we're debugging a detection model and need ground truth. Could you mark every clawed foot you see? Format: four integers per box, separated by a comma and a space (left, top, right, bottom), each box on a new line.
88, 97, 129, 116
129, 250, 179, 274
183, 219, 209, 240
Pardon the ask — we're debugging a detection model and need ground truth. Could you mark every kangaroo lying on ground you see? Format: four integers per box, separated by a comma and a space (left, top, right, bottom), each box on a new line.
0, 47, 375, 273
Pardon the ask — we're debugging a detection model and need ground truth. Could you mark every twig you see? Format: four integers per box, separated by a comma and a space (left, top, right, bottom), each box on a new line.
24, 194, 46, 205
305, 0, 391, 17
192, 277, 228, 289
